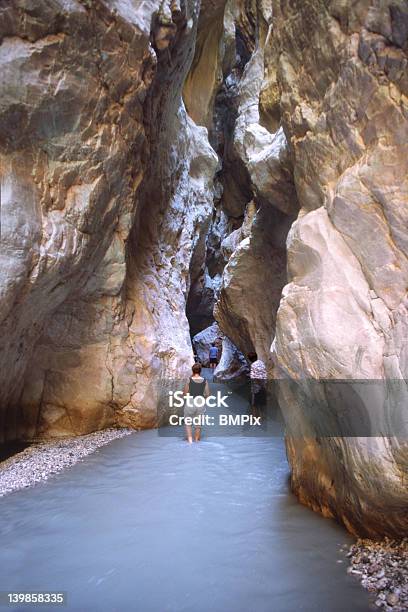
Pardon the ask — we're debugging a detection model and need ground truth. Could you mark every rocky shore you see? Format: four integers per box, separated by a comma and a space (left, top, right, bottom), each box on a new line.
0, 428, 133, 497
347, 538, 408, 611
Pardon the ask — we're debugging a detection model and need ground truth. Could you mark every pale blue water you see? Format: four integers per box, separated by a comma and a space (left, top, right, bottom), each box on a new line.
0, 379, 371, 612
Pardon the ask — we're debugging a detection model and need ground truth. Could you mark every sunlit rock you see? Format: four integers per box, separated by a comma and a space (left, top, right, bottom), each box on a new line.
0, 0, 218, 439
271, 0, 408, 537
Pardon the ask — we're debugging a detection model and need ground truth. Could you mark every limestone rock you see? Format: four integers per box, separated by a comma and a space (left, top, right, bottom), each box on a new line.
214, 336, 249, 382
0, 0, 218, 439
213, 7, 298, 373
186, 204, 227, 337
274, 207, 385, 381
271, 0, 408, 537
215, 204, 289, 368
183, 0, 227, 128
187, 269, 222, 337
192, 322, 221, 366
232, 29, 297, 215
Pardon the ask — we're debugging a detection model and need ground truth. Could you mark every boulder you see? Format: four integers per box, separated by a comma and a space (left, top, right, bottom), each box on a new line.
192, 322, 221, 366
214, 336, 249, 382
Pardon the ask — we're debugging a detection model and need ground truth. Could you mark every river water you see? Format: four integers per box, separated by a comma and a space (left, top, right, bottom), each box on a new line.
0, 377, 371, 611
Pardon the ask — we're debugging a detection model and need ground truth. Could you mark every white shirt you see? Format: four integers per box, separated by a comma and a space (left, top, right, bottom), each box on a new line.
250, 359, 267, 380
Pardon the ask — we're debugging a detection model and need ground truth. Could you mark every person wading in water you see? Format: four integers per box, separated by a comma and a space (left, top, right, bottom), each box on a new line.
208, 342, 219, 370
183, 363, 210, 443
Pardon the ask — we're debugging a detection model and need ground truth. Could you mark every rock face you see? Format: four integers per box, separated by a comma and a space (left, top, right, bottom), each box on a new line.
213, 3, 298, 370
215, 201, 292, 367
214, 336, 249, 382
208, 0, 408, 536
185, 206, 225, 337
270, 0, 408, 536
192, 322, 221, 366
0, 0, 217, 439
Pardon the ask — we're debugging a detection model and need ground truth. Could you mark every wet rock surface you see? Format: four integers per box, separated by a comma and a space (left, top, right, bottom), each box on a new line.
0, 428, 133, 497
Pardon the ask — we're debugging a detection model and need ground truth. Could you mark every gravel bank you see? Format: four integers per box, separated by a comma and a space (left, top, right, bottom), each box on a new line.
347, 538, 408, 611
0, 427, 134, 497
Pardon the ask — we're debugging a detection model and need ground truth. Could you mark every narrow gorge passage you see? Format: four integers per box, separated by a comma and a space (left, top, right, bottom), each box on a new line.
0, 0, 407, 610
0, 373, 371, 612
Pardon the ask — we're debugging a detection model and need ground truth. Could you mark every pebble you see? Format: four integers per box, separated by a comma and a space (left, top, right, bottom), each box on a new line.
377, 578, 389, 590
0, 428, 134, 497
347, 537, 408, 611
387, 593, 400, 606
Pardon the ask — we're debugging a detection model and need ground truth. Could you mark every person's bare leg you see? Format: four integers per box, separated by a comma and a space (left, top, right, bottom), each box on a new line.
185, 425, 193, 443
194, 427, 201, 442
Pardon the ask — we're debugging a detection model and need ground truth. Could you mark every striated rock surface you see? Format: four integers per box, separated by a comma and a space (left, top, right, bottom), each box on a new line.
183, 0, 228, 129
215, 201, 291, 367
214, 336, 249, 382
271, 0, 408, 536
0, 0, 217, 439
213, 3, 298, 371
185, 201, 227, 337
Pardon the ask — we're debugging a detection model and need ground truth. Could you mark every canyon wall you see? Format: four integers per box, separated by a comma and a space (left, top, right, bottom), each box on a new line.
212, 0, 408, 536
270, 0, 408, 537
0, 0, 217, 439
205, 0, 408, 536
183, 0, 298, 373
